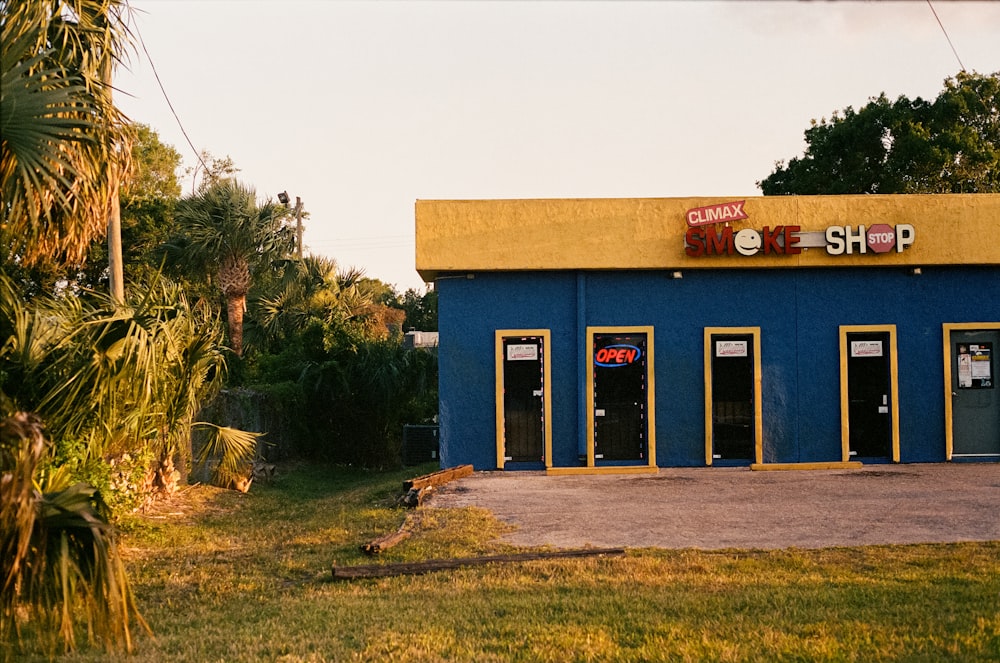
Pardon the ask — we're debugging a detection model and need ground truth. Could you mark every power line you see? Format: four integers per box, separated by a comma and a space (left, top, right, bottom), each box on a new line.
926, 0, 966, 73
125, 2, 209, 173
308, 241, 414, 252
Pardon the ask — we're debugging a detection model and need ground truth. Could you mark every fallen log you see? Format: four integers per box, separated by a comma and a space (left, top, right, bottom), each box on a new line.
332, 547, 627, 580
361, 512, 421, 556
403, 464, 473, 492
361, 529, 412, 555
397, 485, 433, 508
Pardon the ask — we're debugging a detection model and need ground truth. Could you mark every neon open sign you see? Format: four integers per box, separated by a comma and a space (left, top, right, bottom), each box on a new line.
595, 344, 642, 367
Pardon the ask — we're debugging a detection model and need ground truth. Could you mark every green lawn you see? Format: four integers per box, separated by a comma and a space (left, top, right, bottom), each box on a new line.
15, 463, 1000, 662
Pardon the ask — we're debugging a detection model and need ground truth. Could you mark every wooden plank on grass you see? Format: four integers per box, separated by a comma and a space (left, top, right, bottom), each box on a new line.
332, 547, 626, 580
403, 464, 474, 492
361, 529, 412, 555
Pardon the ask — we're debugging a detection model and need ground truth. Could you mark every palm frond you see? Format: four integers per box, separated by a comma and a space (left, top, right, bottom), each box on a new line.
1, 0, 134, 268
192, 422, 260, 486
0, 271, 227, 464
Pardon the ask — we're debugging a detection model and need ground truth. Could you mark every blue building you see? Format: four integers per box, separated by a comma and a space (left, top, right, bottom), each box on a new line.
416, 195, 1000, 474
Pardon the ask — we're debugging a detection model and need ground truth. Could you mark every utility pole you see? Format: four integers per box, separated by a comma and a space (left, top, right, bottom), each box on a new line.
295, 197, 304, 260
102, 33, 124, 301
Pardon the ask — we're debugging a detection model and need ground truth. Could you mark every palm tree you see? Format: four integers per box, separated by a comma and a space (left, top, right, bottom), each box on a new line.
1, 0, 133, 269
251, 256, 406, 355
0, 271, 236, 655
170, 179, 292, 356
0, 272, 249, 484
1, 412, 148, 656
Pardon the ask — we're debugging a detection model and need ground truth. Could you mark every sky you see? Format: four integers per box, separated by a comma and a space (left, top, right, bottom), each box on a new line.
115, 0, 1000, 293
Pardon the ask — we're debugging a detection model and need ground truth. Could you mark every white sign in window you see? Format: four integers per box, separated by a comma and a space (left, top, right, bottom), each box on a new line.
506, 344, 538, 361
850, 341, 883, 358
716, 340, 748, 357
970, 345, 992, 379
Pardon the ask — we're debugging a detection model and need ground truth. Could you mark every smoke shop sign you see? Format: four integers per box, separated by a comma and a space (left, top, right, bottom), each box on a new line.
684, 221, 916, 258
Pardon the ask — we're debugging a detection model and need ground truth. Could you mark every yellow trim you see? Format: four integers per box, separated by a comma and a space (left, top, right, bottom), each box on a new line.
495, 330, 553, 470
751, 462, 863, 471
546, 466, 659, 476
942, 322, 1000, 460
838, 325, 900, 463
416, 194, 1000, 280
585, 326, 656, 469
704, 327, 763, 466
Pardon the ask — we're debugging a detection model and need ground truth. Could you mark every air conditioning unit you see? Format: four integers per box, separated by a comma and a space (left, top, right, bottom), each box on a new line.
402, 425, 439, 466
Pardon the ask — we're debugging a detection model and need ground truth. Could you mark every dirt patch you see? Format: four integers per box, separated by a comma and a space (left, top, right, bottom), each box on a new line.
427, 463, 1000, 550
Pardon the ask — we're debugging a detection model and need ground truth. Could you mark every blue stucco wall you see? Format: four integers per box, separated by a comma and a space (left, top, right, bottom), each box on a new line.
437, 267, 1000, 469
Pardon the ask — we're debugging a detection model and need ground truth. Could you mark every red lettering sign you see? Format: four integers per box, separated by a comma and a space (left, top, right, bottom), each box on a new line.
762, 226, 783, 254
783, 225, 802, 254
595, 345, 640, 366
685, 201, 749, 227
685, 226, 801, 257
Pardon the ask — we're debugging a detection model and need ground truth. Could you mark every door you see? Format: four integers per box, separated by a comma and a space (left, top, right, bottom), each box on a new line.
501, 336, 546, 463
846, 332, 892, 459
710, 334, 755, 462
592, 332, 648, 462
952, 330, 1000, 457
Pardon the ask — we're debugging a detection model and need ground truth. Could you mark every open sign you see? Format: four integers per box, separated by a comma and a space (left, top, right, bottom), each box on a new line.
595, 344, 642, 367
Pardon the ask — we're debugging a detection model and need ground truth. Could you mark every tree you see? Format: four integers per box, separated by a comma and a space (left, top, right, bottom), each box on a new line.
0, 273, 239, 489
1, 413, 147, 657
758, 71, 1000, 195
2, 123, 183, 297
249, 258, 406, 356
0, 272, 224, 655
0, 272, 260, 655
1, 4, 143, 653
124, 123, 182, 202
74, 123, 185, 292
169, 180, 293, 356
1, 0, 133, 268
1, 6, 262, 654
390, 287, 438, 332
186, 149, 240, 194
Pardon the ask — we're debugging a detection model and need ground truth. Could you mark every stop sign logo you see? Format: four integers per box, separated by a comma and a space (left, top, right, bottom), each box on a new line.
866, 224, 896, 253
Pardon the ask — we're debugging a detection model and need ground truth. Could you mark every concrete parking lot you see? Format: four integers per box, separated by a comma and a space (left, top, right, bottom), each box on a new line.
427, 463, 1000, 549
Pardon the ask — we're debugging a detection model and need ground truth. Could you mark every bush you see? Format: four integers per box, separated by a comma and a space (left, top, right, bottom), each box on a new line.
1, 413, 148, 657
299, 340, 438, 467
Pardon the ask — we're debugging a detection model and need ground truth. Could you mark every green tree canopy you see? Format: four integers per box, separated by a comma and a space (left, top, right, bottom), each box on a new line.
168, 180, 293, 356
1, 0, 132, 268
123, 123, 182, 203
758, 71, 1000, 195
388, 286, 437, 332
4, 123, 184, 297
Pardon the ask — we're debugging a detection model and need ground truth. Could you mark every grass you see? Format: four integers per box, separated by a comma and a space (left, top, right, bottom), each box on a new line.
9, 462, 1000, 662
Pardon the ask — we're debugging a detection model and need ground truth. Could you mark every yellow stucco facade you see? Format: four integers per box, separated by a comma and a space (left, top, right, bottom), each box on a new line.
415, 194, 1000, 281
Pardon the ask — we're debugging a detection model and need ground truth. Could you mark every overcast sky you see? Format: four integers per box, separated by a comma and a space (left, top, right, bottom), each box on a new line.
115, 1, 1000, 292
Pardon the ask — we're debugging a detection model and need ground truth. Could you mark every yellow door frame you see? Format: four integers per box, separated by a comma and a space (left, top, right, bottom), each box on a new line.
838, 325, 900, 463
703, 327, 763, 466
581, 325, 657, 472
942, 322, 1000, 460
494, 329, 553, 470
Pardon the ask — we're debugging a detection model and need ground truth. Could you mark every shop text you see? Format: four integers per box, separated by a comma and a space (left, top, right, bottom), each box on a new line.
825, 224, 915, 255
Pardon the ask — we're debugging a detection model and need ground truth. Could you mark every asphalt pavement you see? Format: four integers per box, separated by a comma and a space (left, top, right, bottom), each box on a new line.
426, 463, 1000, 549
